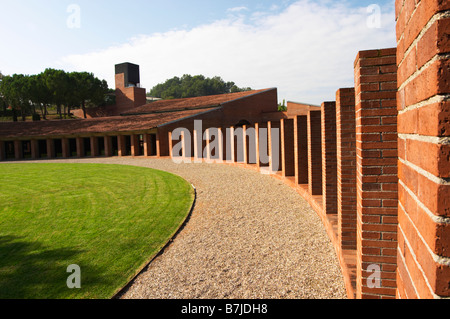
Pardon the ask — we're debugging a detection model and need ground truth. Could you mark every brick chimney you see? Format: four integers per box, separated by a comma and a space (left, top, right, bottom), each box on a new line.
115, 62, 147, 112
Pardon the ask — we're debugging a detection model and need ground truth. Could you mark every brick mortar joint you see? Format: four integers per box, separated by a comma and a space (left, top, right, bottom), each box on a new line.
398, 133, 450, 146
398, 94, 450, 115
398, 9, 450, 70
397, 224, 443, 299
399, 172, 450, 225
398, 52, 450, 92
399, 203, 450, 268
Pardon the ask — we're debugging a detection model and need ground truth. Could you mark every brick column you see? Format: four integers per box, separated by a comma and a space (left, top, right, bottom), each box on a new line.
256, 123, 269, 169
13, 140, 22, 160
255, 123, 261, 169
62, 138, 70, 158
322, 102, 338, 215
46, 139, 55, 159
281, 119, 295, 178
143, 134, 151, 157
268, 121, 281, 173
217, 128, 224, 163
336, 88, 357, 251
226, 127, 236, 163
156, 131, 161, 157
118, 135, 127, 157
104, 136, 112, 157
157, 128, 169, 157
168, 131, 173, 158
0, 141, 4, 161
131, 134, 140, 157
396, 0, 450, 299
30, 140, 38, 159
242, 125, 249, 164
76, 137, 84, 158
308, 111, 322, 195
294, 116, 308, 185
355, 48, 398, 299
89, 137, 98, 157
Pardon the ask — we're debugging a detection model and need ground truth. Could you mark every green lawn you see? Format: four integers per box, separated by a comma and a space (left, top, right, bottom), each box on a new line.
0, 163, 195, 299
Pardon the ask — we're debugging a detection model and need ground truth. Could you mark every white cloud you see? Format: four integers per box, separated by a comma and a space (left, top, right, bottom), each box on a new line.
227, 6, 249, 13
59, 0, 396, 105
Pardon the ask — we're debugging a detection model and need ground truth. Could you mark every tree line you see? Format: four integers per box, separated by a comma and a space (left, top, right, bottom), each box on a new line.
148, 74, 252, 100
0, 69, 113, 121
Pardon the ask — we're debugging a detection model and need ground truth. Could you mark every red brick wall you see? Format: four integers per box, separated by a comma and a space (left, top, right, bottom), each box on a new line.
336, 88, 357, 251
115, 73, 147, 113
294, 116, 309, 185
308, 111, 322, 195
396, 0, 450, 299
354, 48, 399, 299
281, 119, 295, 177
322, 102, 338, 216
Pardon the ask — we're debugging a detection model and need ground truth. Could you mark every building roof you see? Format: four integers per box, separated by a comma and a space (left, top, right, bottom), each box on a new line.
0, 88, 274, 139
123, 89, 270, 115
0, 107, 219, 139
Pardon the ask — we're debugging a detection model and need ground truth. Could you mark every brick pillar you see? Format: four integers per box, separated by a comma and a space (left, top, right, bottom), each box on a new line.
0, 141, 4, 161
156, 130, 161, 157
217, 128, 224, 163
156, 128, 169, 157
143, 134, 151, 157
76, 137, 84, 158
13, 140, 22, 160
294, 116, 308, 185
242, 125, 248, 164
226, 127, 236, 163
255, 123, 261, 169
104, 136, 112, 157
192, 128, 200, 162
118, 135, 126, 157
256, 123, 269, 169
30, 140, 39, 159
168, 131, 173, 158
336, 88, 357, 251
62, 138, 70, 158
281, 119, 295, 178
131, 134, 140, 157
308, 111, 322, 195
268, 121, 281, 173
89, 137, 98, 157
355, 48, 398, 299
46, 139, 55, 159
322, 102, 338, 215
396, 0, 450, 299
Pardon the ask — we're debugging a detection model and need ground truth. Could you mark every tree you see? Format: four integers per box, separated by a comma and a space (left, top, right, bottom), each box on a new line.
278, 99, 287, 112
0, 71, 6, 117
0, 74, 32, 121
43, 68, 70, 119
0, 69, 111, 121
148, 75, 252, 99
70, 72, 109, 119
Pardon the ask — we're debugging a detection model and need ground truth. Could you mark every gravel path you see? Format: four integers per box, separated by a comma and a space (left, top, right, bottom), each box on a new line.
15, 157, 347, 299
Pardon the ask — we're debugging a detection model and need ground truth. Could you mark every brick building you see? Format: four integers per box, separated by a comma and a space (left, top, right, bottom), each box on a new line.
0, 63, 280, 161
0, 0, 449, 299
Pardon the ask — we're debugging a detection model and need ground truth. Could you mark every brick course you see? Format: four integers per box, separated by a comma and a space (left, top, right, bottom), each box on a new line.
396, 0, 450, 298
355, 48, 398, 299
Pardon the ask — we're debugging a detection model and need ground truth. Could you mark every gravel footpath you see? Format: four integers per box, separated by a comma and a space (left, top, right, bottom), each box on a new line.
14, 157, 347, 299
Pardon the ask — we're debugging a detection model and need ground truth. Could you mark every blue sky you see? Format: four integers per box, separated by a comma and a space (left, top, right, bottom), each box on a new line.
0, 0, 396, 104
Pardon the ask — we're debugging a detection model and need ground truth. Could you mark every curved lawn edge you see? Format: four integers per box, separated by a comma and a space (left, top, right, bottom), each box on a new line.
0, 162, 196, 299
111, 180, 197, 300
